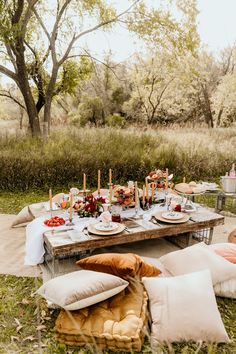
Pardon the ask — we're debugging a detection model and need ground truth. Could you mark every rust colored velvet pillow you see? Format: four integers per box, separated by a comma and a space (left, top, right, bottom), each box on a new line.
76, 253, 161, 278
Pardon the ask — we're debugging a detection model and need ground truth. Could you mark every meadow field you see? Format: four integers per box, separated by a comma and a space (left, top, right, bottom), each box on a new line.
0, 126, 236, 191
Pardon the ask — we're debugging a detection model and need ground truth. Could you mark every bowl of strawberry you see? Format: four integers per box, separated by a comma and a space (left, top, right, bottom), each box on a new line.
44, 216, 65, 227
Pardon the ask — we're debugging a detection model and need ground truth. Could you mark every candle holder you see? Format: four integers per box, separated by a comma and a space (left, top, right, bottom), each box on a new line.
132, 206, 140, 219
141, 198, 150, 211
66, 217, 75, 226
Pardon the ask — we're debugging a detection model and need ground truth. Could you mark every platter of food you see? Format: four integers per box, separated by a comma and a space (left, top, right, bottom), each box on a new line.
44, 216, 65, 227
174, 181, 206, 195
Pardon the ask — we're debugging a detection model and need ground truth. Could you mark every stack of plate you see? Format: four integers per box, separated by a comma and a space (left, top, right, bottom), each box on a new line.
87, 222, 126, 236
154, 211, 190, 224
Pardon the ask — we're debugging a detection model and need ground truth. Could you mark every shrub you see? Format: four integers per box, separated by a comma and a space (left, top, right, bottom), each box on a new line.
0, 127, 234, 191
105, 113, 125, 127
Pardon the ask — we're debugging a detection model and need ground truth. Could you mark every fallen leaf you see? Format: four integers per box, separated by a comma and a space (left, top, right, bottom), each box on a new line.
16, 325, 23, 332
41, 344, 48, 348
41, 310, 46, 317
11, 336, 19, 342
23, 335, 36, 342
14, 318, 21, 326
33, 308, 38, 316
21, 298, 30, 305
36, 324, 46, 331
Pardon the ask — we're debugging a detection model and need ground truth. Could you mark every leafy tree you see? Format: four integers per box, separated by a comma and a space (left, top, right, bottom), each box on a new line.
0, 0, 200, 136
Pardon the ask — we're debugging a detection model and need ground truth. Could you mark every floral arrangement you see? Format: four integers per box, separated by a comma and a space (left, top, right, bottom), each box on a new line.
113, 185, 135, 206
147, 169, 172, 189
73, 195, 106, 217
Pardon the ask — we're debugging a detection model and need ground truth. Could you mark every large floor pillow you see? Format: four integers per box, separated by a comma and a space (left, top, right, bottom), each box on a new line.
11, 198, 60, 227
55, 279, 149, 352
160, 242, 236, 298
143, 270, 230, 347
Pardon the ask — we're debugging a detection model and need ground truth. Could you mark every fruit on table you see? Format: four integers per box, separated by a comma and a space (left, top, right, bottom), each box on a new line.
44, 216, 65, 227
174, 204, 181, 212
60, 201, 70, 209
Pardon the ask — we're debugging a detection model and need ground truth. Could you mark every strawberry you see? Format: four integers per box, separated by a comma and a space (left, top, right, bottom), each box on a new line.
44, 216, 65, 227
174, 204, 181, 212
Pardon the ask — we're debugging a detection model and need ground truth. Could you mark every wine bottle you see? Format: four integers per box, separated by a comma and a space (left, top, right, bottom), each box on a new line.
229, 163, 236, 177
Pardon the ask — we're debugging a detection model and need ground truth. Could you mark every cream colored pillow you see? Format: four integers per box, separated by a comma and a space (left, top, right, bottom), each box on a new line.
36, 270, 128, 311
11, 201, 56, 227
11, 205, 35, 227
214, 278, 236, 299
160, 242, 236, 285
142, 270, 230, 346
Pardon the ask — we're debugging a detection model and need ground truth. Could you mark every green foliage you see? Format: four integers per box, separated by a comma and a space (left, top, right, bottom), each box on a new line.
78, 95, 104, 126
57, 58, 93, 96
0, 127, 235, 191
105, 113, 125, 127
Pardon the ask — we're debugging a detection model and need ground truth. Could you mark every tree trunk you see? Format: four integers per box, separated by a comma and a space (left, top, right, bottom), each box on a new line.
201, 86, 214, 128
44, 67, 58, 135
14, 39, 41, 136
215, 107, 224, 127
19, 106, 24, 129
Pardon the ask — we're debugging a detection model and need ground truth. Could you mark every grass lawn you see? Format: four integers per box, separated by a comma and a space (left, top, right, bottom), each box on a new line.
0, 190, 235, 353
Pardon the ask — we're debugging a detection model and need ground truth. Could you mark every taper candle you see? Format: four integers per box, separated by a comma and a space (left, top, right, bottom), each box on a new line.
109, 184, 112, 203
109, 169, 112, 184
135, 181, 139, 208
83, 173, 86, 193
142, 185, 145, 205
49, 189, 52, 210
165, 168, 169, 190
145, 177, 149, 198
151, 182, 155, 200
98, 170, 101, 194
69, 193, 73, 221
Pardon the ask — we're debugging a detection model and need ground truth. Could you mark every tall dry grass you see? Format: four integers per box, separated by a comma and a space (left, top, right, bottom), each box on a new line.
0, 126, 235, 190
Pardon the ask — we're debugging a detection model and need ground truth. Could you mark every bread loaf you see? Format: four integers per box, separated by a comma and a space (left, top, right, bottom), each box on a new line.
175, 183, 193, 194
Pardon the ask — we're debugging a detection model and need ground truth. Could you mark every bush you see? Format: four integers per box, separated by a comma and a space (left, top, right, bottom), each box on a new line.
105, 113, 125, 127
0, 127, 235, 191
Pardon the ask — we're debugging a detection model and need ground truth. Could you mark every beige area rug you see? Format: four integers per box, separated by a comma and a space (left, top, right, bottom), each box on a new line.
0, 214, 41, 277
0, 213, 235, 279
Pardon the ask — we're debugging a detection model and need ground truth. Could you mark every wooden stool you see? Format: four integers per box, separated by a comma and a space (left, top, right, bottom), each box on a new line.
228, 229, 236, 243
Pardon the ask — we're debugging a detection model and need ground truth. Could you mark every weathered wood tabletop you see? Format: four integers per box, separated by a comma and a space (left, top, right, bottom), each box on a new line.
44, 208, 224, 258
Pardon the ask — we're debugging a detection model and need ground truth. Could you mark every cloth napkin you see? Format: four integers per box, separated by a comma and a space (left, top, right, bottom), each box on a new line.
24, 214, 96, 266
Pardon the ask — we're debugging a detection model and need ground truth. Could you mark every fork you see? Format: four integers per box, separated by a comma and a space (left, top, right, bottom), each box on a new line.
124, 227, 131, 233
150, 216, 162, 227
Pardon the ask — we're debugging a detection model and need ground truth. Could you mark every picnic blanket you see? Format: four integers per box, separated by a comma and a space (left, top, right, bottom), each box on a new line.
55, 279, 149, 352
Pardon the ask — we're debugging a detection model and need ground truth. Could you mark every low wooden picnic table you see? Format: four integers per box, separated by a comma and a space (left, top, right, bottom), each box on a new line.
43, 207, 224, 277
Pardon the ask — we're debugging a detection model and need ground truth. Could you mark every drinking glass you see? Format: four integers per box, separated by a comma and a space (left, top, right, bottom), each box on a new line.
111, 204, 122, 223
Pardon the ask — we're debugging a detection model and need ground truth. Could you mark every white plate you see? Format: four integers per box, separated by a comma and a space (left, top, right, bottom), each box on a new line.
182, 204, 197, 213
94, 222, 119, 232
162, 212, 184, 220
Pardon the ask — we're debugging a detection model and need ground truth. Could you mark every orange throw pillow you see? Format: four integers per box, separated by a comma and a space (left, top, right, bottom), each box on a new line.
76, 253, 161, 278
